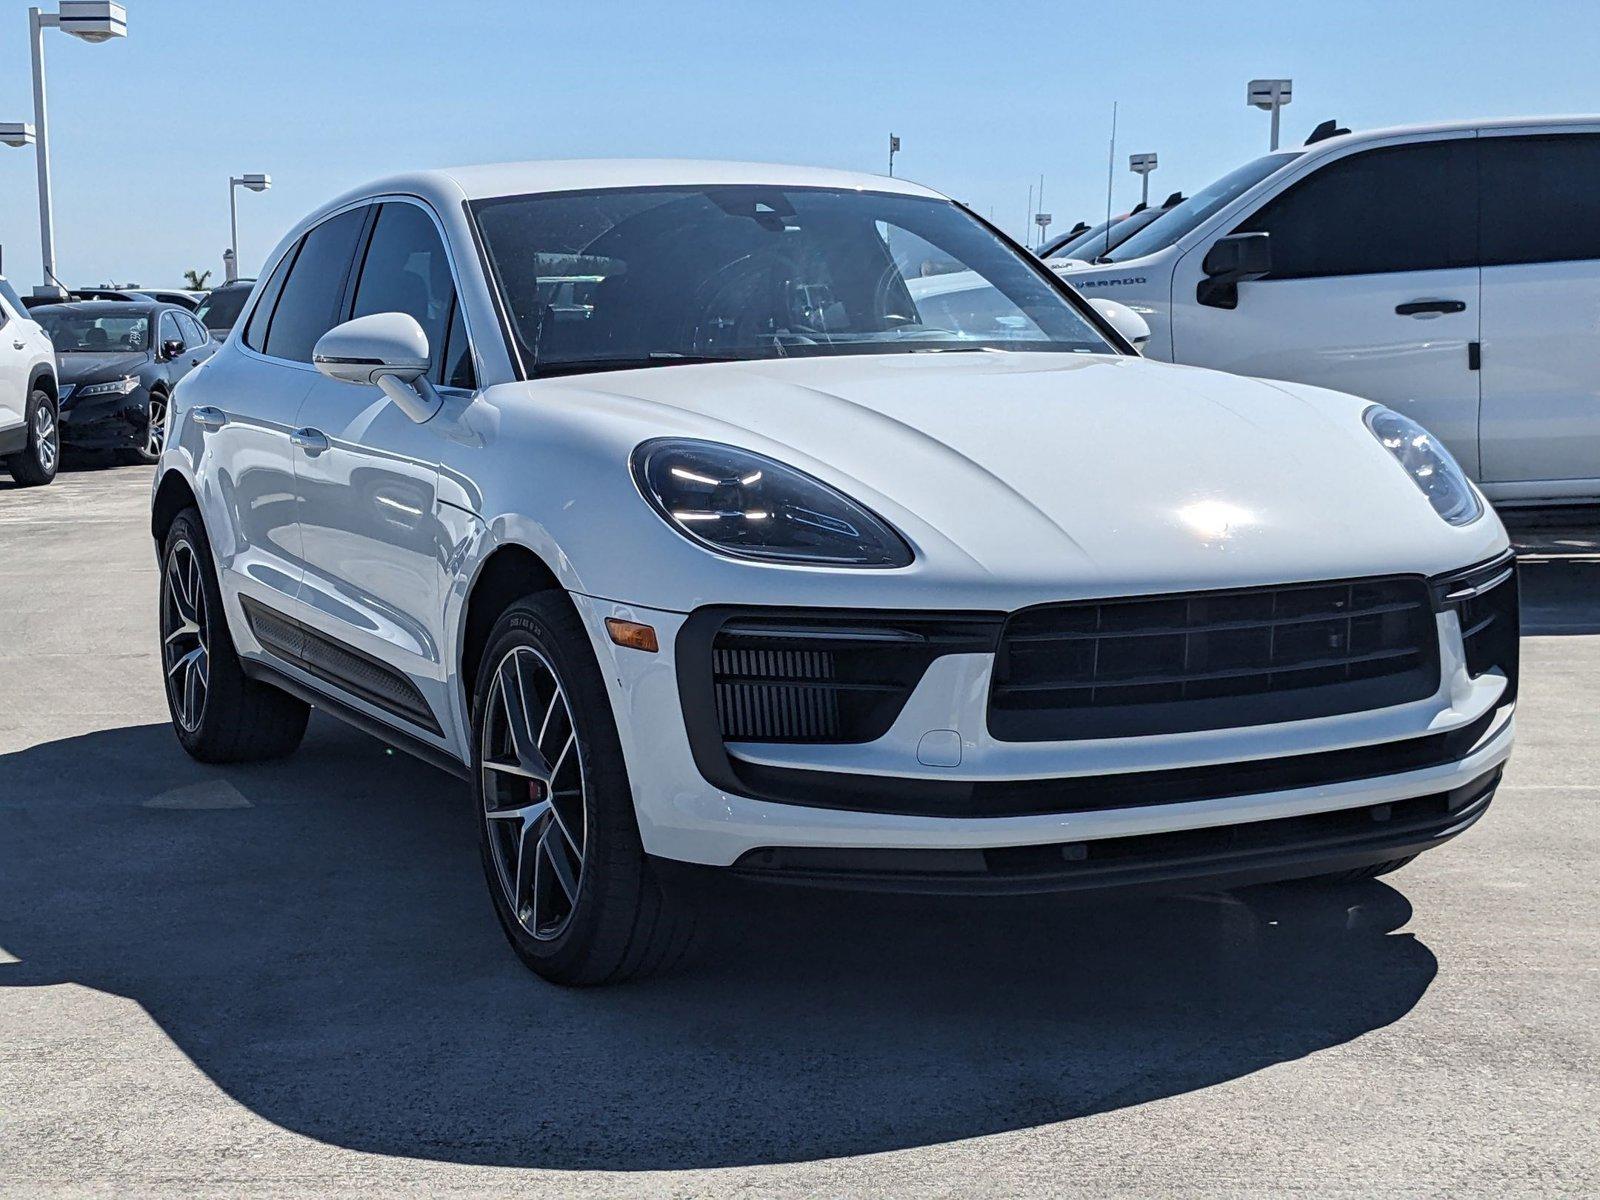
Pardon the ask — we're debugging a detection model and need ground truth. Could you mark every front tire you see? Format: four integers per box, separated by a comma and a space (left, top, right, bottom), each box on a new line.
472, 594, 693, 986
3, 388, 59, 486
160, 508, 310, 762
122, 389, 167, 465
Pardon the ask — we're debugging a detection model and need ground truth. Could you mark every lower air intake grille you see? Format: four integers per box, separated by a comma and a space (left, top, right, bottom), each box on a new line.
704, 613, 1002, 745
989, 575, 1440, 741
714, 645, 843, 741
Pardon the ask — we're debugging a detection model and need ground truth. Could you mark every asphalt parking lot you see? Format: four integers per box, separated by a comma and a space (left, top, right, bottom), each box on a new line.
1, 463, 1596, 1198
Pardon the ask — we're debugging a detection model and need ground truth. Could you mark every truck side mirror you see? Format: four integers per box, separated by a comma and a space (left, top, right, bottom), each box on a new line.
1198, 232, 1272, 309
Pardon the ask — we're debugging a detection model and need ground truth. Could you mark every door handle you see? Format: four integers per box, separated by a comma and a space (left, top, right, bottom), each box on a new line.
190, 358, 201, 366
190, 405, 227, 429
1395, 299, 1467, 316
290, 427, 330, 456
11, 340, 24, 350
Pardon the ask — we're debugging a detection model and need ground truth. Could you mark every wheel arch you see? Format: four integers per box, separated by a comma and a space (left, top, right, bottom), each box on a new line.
151, 468, 200, 544
27, 364, 55, 401
459, 542, 573, 707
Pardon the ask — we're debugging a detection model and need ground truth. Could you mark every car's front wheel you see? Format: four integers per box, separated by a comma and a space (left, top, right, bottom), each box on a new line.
160, 508, 310, 761
123, 388, 166, 465
473, 594, 693, 985
3, 387, 59, 487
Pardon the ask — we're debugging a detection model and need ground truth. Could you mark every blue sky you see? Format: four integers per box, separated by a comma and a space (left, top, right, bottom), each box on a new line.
3, 0, 1600, 288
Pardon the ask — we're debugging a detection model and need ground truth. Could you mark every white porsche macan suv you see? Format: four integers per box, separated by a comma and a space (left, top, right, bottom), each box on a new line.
151, 161, 1518, 985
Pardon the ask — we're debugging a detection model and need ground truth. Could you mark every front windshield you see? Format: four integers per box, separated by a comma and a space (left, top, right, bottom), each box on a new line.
196, 287, 248, 331
35, 310, 150, 353
1102, 151, 1300, 263
1045, 216, 1119, 261
471, 185, 1114, 375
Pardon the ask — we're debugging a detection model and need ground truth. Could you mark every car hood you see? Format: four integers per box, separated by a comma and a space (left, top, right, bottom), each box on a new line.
521, 352, 1506, 607
57, 352, 147, 385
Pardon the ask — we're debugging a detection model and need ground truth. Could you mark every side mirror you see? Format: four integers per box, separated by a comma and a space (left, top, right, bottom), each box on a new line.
1198, 232, 1271, 309
313, 312, 441, 424
1087, 297, 1151, 350
161, 338, 185, 360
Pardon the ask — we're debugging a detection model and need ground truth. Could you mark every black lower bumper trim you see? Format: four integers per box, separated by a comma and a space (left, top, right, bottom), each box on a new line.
717, 766, 1501, 896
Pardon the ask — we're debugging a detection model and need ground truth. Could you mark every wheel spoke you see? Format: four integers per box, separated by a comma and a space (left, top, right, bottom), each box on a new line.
540, 822, 579, 904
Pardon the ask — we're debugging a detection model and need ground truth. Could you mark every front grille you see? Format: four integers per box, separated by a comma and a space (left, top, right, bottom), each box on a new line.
989, 576, 1440, 741
704, 613, 1001, 744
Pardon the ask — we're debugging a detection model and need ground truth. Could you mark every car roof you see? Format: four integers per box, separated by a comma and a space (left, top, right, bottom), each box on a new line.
1300, 113, 1600, 157
33, 299, 166, 314
309, 158, 947, 223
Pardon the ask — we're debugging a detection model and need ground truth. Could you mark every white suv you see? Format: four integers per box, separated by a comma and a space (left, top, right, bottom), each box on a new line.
0, 276, 59, 486
152, 161, 1517, 985
1060, 115, 1600, 506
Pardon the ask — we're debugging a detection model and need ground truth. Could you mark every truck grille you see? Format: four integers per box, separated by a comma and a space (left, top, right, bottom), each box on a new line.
989, 576, 1440, 741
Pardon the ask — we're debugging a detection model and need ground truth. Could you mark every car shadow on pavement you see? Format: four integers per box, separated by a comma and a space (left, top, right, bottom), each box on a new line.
0, 716, 1437, 1169
1519, 558, 1600, 634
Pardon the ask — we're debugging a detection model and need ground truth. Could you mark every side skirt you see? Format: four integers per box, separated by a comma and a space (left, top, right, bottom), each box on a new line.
241, 656, 471, 781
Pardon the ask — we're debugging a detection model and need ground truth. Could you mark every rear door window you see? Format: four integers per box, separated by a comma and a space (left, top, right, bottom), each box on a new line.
261, 207, 368, 362
1235, 140, 1478, 279
1480, 133, 1600, 266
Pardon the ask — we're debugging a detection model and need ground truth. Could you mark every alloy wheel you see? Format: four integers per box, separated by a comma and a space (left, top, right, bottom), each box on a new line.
481, 645, 588, 941
146, 393, 167, 457
34, 401, 57, 476
161, 539, 210, 732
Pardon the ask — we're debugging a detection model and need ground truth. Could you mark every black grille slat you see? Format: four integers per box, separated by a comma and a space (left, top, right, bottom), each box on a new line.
990, 576, 1440, 741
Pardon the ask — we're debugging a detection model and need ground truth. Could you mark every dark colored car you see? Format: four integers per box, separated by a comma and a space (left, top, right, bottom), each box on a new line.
194, 278, 256, 340
32, 300, 217, 463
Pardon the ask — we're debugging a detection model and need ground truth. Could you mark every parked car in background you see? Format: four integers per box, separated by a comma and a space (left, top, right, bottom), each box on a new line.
33, 300, 216, 464
194, 278, 255, 340
1050, 192, 1186, 265
1036, 220, 1090, 257
152, 159, 1515, 987
137, 289, 203, 311
1060, 115, 1600, 506
0, 274, 60, 486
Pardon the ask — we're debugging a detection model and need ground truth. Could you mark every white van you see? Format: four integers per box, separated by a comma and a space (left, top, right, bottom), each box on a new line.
1060, 116, 1600, 506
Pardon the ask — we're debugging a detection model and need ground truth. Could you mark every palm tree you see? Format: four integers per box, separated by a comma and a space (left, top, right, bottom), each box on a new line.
182, 268, 212, 291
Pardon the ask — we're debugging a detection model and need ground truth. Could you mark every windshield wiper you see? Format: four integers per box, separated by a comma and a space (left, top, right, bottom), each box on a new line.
534, 353, 753, 378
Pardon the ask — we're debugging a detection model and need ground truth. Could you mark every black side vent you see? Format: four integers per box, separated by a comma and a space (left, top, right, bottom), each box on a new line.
1433, 554, 1519, 703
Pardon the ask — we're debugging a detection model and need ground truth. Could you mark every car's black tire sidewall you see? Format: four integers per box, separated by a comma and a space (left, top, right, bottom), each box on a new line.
470, 595, 660, 984
160, 507, 309, 762
5, 388, 58, 486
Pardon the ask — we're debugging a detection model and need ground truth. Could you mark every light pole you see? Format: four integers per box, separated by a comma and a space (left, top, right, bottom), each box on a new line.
887, 133, 900, 177
26, 3, 128, 298
1034, 212, 1052, 244
1247, 78, 1292, 151
227, 173, 271, 282
1129, 152, 1158, 207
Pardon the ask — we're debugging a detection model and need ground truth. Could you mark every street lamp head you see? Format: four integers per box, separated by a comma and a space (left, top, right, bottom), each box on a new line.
56, 2, 128, 43
1129, 152, 1158, 175
235, 173, 271, 192
0, 122, 37, 148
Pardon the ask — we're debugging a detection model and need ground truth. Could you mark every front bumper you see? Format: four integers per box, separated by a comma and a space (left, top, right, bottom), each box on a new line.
58, 387, 150, 450
570, 559, 1516, 877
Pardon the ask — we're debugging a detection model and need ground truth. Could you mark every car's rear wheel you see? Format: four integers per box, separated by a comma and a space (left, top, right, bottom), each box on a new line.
3, 388, 59, 487
160, 508, 310, 762
122, 389, 166, 465
473, 594, 693, 986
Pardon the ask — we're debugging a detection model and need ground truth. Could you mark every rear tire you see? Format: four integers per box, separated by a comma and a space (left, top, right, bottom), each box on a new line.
160, 508, 309, 762
3, 388, 59, 486
472, 593, 694, 986
1306, 855, 1417, 885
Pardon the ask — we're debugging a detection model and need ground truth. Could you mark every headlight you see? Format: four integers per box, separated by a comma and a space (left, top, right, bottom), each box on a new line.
1363, 405, 1482, 526
632, 438, 913, 567
75, 375, 140, 398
